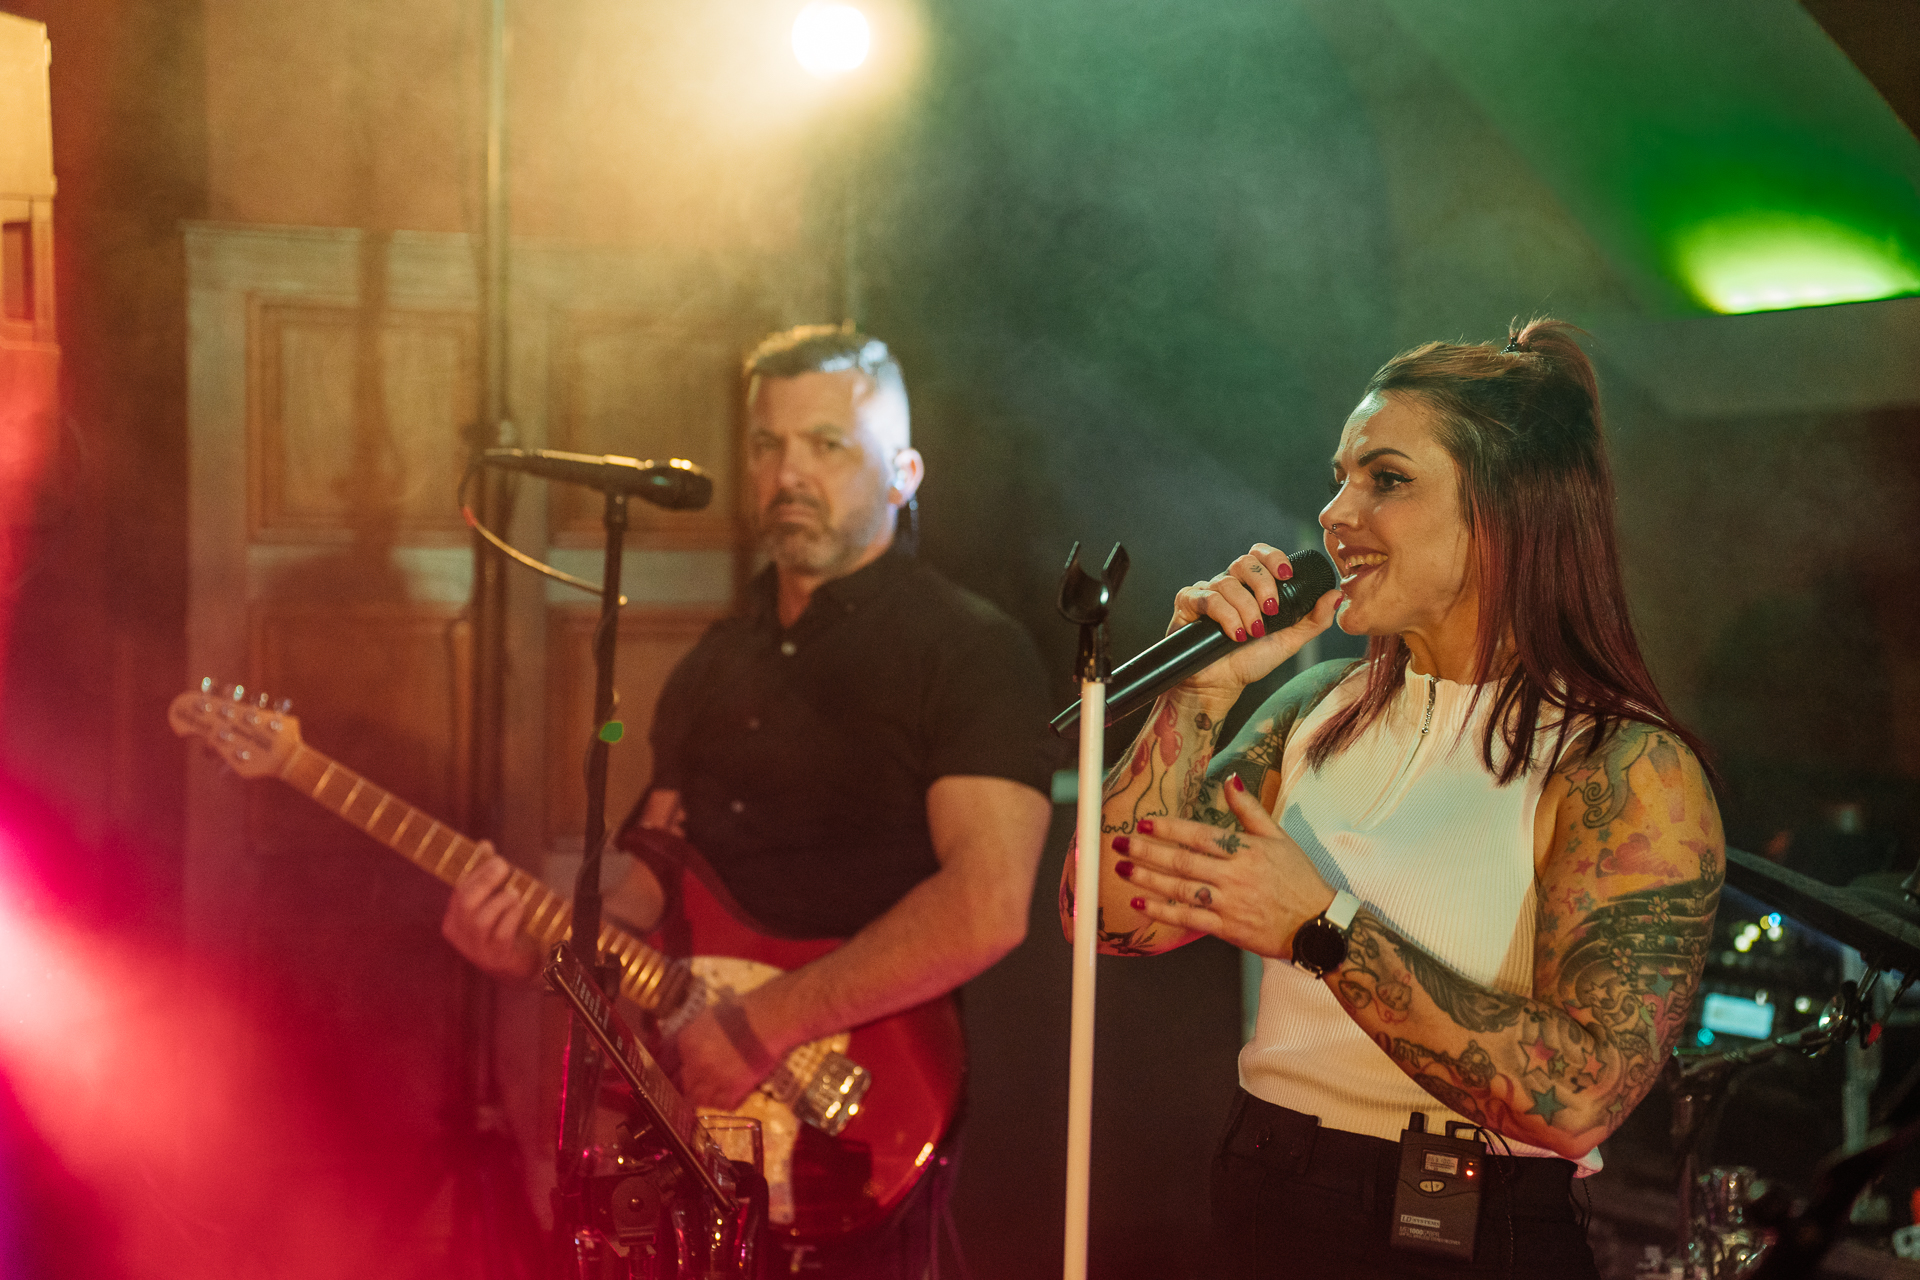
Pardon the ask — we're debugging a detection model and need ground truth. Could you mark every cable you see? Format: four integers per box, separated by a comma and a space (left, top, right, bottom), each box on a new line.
1477, 1127, 1519, 1280
458, 458, 627, 606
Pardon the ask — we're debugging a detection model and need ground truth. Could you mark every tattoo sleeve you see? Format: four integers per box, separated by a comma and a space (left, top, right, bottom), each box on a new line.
1327, 727, 1724, 1156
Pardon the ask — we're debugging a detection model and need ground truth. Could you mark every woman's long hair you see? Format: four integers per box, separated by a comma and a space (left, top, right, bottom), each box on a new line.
1305, 318, 1714, 785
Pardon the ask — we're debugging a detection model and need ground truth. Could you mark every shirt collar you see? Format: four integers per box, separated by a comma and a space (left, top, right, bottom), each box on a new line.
747, 544, 914, 630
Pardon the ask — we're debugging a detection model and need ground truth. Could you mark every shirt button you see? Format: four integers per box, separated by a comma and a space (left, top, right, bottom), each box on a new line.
729, 799, 746, 815
779, 640, 797, 657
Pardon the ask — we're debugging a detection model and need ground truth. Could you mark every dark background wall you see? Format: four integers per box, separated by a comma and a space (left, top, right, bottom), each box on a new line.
5, 2, 1920, 1278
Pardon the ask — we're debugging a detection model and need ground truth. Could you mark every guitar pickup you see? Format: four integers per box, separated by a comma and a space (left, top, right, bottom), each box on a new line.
791, 1053, 871, 1137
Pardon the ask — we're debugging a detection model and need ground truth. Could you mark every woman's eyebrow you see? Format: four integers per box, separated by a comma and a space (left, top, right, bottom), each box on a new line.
1356, 446, 1413, 466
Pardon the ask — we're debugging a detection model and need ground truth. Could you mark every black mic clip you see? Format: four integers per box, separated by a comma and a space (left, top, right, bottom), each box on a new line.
1056, 542, 1129, 684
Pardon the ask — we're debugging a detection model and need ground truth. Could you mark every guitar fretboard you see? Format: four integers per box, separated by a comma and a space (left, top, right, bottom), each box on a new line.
277, 743, 688, 1014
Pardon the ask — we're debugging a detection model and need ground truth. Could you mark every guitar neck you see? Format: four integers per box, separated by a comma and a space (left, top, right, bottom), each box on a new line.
276, 743, 688, 1012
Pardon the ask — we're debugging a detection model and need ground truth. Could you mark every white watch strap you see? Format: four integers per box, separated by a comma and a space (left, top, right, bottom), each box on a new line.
1324, 889, 1361, 933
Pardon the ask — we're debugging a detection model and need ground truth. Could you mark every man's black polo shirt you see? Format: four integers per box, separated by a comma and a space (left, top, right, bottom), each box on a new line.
637, 547, 1056, 940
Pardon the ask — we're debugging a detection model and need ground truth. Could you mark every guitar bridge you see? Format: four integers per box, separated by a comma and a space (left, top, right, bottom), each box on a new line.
789, 1052, 871, 1137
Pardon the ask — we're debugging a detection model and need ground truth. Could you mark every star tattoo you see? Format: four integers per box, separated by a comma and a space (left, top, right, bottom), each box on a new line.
1527, 1087, 1567, 1122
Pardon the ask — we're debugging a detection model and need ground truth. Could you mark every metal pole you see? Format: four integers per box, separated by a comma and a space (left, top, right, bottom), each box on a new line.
1063, 679, 1106, 1280
842, 113, 859, 327
1053, 541, 1125, 1280
468, 0, 511, 838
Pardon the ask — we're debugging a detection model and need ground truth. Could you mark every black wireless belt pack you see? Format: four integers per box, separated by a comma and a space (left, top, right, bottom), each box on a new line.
1389, 1112, 1485, 1261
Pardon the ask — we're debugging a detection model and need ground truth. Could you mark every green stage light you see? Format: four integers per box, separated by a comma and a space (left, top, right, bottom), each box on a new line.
792, 3, 871, 78
1674, 211, 1920, 314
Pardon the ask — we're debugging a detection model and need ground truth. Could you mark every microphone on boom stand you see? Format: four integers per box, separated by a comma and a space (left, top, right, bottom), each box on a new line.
483, 447, 713, 509
478, 444, 717, 1269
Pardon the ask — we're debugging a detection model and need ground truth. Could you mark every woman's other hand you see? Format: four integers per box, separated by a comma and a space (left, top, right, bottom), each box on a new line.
1113, 771, 1334, 959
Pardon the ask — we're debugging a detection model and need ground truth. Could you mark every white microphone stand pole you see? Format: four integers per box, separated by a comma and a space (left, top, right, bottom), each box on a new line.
1064, 677, 1105, 1280
1055, 543, 1127, 1280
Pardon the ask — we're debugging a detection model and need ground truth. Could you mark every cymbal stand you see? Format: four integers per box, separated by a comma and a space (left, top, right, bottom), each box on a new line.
1661, 976, 1870, 1278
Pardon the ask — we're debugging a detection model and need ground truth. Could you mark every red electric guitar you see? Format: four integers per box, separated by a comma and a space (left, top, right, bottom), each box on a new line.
169, 683, 965, 1245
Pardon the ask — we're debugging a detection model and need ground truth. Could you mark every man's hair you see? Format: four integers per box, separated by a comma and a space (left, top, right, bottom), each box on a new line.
744, 324, 908, 417
1308, 318, 1714, 784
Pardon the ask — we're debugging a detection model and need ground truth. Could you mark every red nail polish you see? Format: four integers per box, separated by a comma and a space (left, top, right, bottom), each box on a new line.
1230, 773, 1246, 793
1250, 620, 1265, 638
1137, 819, 1154, 834
1116, 860, 1134, 879
1262, 597, 1278, 615
1275, 562, 1293, 580
1234, 627, 1247, 642
1130, 897, 1146, 911
1112, 835, 1130, 854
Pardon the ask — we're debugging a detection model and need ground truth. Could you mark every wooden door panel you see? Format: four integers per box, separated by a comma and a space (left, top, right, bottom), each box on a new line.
547, 314, 739, 550
248, 602, 472, 838
249, 300, 478, 542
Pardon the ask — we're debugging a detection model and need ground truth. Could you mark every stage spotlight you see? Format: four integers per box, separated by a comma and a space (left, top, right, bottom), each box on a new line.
792, 3, 870, 78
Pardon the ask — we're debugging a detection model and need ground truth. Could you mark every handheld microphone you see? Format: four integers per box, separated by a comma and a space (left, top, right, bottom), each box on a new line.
1049, 546, 1340, 736
482, 448, 713, 510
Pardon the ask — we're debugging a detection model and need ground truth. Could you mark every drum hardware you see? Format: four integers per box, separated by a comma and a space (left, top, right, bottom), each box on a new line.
1638, 849, 1920, 1278
547, 945, 768, 1278
1659, 979, 1865, 1278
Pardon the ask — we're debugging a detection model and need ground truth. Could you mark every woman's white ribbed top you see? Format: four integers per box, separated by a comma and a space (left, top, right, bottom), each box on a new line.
1238, 663, 1603, 1172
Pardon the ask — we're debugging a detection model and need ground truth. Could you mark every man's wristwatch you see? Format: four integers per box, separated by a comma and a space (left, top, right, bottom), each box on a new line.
1291, 890, 1361, 979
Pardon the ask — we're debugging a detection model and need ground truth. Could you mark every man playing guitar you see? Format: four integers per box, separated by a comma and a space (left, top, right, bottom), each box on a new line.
443, 325, 1057, 1277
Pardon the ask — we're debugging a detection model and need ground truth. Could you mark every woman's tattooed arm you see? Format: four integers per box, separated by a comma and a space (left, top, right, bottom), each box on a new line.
1326, 724, 1723, 1158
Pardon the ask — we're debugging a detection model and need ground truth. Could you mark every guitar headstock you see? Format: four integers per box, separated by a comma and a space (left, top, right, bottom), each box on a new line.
168, 679, 301, 779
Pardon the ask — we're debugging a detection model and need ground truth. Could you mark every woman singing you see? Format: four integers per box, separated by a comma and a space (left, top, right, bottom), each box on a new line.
1065, 320, 1722, 1277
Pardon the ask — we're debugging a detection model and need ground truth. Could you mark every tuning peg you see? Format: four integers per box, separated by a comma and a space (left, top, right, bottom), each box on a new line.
275, 698, 294, 713
231, 685, 245, 702
256, 691, 271, 709
200, 676, 214, 693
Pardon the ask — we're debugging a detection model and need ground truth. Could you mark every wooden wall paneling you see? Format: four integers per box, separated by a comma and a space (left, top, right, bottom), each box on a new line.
543, 605, 726, 846
248, 602, 473, 838
187, 224, 483, 947
28, 195, 51, 341
248, 299, 478, 543
185, 227, 266, 946
545, 310, 741, 550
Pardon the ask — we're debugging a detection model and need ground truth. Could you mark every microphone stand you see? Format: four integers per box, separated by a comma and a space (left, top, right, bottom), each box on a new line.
554, 486, 629, 1268
1055, 542, 1127, 1280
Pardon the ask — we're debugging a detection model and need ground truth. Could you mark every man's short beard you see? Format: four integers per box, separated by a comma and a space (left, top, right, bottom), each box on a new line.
757, 490, 893, 577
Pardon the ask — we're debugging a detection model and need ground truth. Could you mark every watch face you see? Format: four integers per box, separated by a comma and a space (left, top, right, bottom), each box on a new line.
1294, 918, 1348, 976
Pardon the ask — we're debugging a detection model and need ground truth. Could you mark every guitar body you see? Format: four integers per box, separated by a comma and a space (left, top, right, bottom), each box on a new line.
634, 834, 967, 1245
